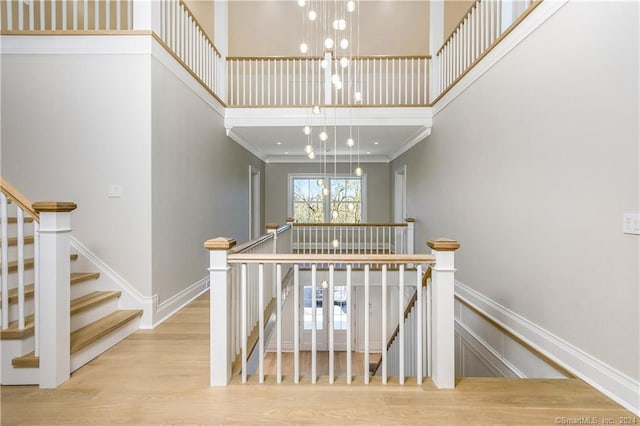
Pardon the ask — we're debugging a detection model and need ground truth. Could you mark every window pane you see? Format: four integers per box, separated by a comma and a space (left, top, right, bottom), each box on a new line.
329, 178, 362, 223
293, 178, 324, 223
303, 286, 323, 330
333, 286, 348, 330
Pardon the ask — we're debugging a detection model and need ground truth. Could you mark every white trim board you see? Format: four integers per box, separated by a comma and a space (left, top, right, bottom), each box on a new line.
153, 276, 210, 328
455, 280, 640, 415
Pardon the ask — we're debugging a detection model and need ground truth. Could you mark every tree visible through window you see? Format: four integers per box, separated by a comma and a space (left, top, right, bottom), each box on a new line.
291, 176, 363, 223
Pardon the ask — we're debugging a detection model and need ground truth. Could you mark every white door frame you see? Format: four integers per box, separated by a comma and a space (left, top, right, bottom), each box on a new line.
248, 165, 261, 240
394, 165, 407, 223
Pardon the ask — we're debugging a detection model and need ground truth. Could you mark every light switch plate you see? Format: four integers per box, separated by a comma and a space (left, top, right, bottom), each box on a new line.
623, 213, 640, 235
108, 184, 122, 198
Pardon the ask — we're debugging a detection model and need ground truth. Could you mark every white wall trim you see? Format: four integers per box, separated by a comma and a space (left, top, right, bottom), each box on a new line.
70, 236, 156, 329
153, 276, 210, 328
432, 0, 570, 117
151, 37, 225, 118
455, 280, 640, 415
226, 129, 268, 161
390, 126, 432, 161
266, 154, 390, 164
455, 319, 525, 378
0, 34, 153, 55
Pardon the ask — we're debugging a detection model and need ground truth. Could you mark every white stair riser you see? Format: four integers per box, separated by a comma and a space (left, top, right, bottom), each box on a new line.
71, 297, 120, 332
70, 278, 100, 300
5, 269, 36, 288
71, 316, 140, 372
0, 336, 38, 385
4, 244, 35, 260
7, 297, 35, 322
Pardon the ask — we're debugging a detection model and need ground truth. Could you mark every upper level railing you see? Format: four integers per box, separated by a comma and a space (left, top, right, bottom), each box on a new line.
434, 0, 542, 100
206, 224, 460, 388
227, 54, 431, 107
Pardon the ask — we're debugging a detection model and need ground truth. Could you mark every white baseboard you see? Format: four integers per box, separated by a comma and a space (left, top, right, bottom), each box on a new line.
153, 276, 210, 328
70, 237, 156, 328
455, 280, 640, 415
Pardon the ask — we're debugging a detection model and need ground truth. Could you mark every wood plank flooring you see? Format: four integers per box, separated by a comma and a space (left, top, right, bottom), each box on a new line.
1, 292, 634, 425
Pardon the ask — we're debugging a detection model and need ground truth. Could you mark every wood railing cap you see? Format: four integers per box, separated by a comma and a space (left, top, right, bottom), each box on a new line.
427, 238, 460, 251
32, 201, 77, 213
286, 217, 295, 223
405, 217, 416, 223
265, 223, 279, 230
204, 237, 237, 250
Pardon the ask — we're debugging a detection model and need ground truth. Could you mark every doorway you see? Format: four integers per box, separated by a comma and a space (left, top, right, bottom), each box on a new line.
394, 165, 407, 251
249, 165, 261, 240
301, 283, 350, 351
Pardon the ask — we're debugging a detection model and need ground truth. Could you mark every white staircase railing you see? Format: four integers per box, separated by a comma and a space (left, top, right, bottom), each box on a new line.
0, 178, 77, 388
289, 218, 415, 256
206, 224, 459, 388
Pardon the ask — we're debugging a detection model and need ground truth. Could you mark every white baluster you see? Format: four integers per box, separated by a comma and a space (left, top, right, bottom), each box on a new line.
28, 0, 34, 30
399, 264, 405, 384
293, 264, 300, 384
40, 0, 45, 30
346, 264, 352, 384
83, 0, 88, 29
34, 220, 39, 355
127, 0, 132, 29
276, 263, 282, 383
241, 263, 247, 383
258, 263, 264, 383
416, 264, 423, 384
105, 0, 110, 29
364, 263, 370, 384
0, 194, 8, 329
311, 263, 317, 384
18, 0, 24, 30
381, 264, 387, 384
17, 208, 25, 329
72, 0, 78, 29
329, 264, 334, 384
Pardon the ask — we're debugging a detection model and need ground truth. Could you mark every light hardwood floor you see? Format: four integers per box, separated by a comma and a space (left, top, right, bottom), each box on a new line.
1, 293, 633, 425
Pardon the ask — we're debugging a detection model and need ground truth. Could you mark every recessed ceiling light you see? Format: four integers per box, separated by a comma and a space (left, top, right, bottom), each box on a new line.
284, 152, 289, 155
367, 151, 371, 154
374, 141, 379, 145
276, 141, 282, 145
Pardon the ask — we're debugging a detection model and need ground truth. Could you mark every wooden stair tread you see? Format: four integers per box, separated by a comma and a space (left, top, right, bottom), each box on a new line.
1, 253, 77, 273
0, 315, 34, 340
70, 291, 121, 315
6, 217, 34, 223
71, 310, 142, 354
12, 351, 39, 368
4, 283, 35, 304
1, 236, 35, 247
70, 272, 100, 285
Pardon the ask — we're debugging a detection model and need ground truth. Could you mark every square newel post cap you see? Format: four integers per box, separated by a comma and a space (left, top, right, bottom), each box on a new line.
427, 238, 460, 251
405, 217, 416, 223
266, 223, 279, 231
286, 217, 295, 223
204, 237, 237, 250
32, 201, 77, 213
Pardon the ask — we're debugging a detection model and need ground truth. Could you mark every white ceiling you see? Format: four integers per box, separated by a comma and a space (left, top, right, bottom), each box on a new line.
225, 107, 433, 163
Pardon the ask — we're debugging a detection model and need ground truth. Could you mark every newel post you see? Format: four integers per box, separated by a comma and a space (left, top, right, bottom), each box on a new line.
205, 237, 236, 386
428, 238, 460, 389
33, 201, 77, 389
286, 217, 295, 251
405, 218, 415, 254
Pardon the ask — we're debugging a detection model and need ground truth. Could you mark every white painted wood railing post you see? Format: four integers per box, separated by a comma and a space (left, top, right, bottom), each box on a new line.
205, 236, 237, 387
406, 218, 415, 255
33, 201, 77, 389
427, 238, 460, 389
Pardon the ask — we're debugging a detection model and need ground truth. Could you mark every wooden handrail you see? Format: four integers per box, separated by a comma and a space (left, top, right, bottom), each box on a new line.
371, 267, 432, 376
227, 54, 431, 62
177, 0, 222, 58
230, 232, 274, 254
228, 253, 435, 264
0, 177, 39, 221
293, 222, 408, 227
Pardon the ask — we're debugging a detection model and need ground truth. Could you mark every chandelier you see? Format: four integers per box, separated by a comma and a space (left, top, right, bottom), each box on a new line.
297, 0, 363, 183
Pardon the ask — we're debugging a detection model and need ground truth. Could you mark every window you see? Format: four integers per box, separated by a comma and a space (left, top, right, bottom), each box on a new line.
289, 175, 365, 223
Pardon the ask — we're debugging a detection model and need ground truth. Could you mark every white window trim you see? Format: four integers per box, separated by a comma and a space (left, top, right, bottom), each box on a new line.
288, 173, 368, 223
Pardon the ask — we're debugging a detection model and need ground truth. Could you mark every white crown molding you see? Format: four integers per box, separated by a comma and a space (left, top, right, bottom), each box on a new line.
150, 37, 225, 118
227, 128, 268, 161
455, 280, 640, 415
432, 0, 570, 117
0, 33, 152, 55
390, 126, 432, 161
266, 154, 390, 164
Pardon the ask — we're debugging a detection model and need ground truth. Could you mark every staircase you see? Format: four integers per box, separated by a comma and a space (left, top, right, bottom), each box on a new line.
0, 180, 142, 386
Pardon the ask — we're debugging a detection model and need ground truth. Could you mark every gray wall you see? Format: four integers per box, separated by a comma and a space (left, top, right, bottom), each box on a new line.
1, 53, 154, 297
265, 162, 390, 226
151, 57, 264, 305
392, 1, 639, 380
